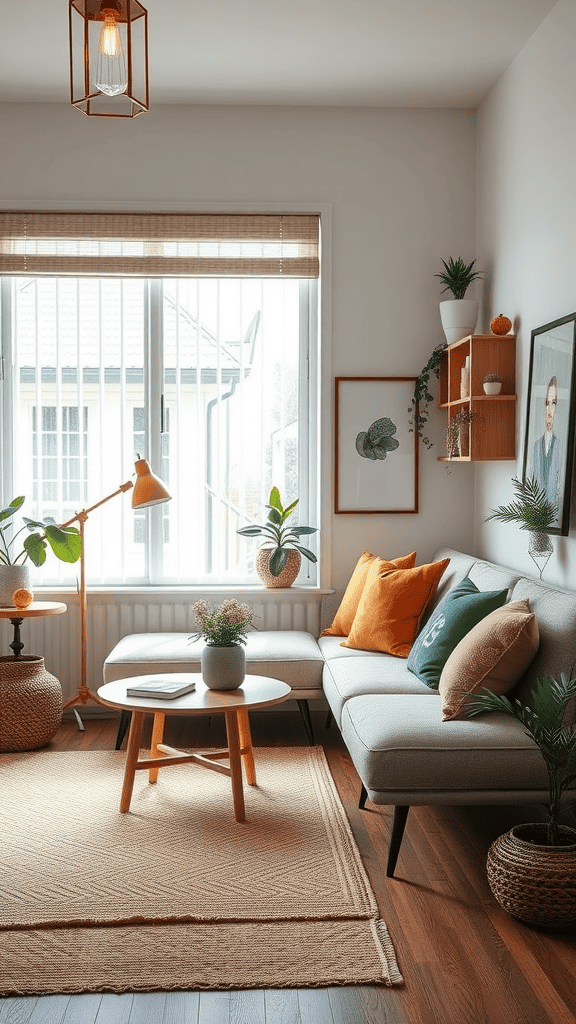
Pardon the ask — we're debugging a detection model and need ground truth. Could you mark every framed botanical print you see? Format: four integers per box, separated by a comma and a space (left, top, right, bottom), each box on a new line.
334, 377, 419, 514
522, 312, 576, 536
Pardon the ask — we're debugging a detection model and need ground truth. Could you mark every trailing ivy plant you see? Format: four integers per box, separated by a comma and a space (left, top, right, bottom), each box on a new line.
408, 342, 446, 449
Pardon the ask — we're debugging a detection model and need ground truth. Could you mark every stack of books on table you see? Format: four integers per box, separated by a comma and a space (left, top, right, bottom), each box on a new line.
126, 678, 196, 699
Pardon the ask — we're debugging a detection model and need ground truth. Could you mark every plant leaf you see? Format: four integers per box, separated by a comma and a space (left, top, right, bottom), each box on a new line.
23, 533, 47, 566
44, 525, 82, 563
268, 547, 288, 576
291, 544, 317, 563
268, 487, 282, 511
0, 496, 25, 524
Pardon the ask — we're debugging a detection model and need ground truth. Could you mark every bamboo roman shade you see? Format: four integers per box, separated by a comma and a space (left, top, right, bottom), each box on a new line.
0, 212, 320, 278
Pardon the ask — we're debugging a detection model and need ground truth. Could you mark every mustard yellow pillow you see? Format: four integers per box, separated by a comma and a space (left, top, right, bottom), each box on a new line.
439, 599, 539, 721
342, 558, 450, 657
321, 550, 416, 637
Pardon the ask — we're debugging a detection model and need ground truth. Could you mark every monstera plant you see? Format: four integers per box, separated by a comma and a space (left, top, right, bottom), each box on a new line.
356, 417, 399, 460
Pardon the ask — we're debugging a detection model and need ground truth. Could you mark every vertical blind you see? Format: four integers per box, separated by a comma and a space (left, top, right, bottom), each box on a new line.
0, 212, 320, 278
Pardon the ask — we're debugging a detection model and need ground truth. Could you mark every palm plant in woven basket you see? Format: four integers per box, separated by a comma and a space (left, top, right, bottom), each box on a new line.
466, 675, 576, 926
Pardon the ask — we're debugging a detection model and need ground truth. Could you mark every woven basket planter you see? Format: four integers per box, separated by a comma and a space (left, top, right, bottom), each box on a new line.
487, 823, 576, 927
255, 547, 301, 588
0, 655, 62, 752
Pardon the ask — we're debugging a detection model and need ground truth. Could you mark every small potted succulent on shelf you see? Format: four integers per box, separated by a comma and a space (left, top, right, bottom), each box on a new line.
0, 496, 82, 606
435, 256, 483, 344
466, 674, 576, 927
237, 486, 318, 589
192, 599, 254, 690
483, 371, 503, 396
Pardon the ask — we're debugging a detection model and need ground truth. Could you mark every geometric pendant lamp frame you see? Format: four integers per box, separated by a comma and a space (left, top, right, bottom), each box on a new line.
69, 0, 149, 118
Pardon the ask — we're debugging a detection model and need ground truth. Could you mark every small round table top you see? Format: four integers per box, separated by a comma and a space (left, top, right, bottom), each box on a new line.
98, 674, 292, 717
0, 601, 67, 619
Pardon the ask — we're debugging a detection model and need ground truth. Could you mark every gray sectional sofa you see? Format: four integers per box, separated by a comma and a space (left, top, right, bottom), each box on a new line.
103, 547, 576, 877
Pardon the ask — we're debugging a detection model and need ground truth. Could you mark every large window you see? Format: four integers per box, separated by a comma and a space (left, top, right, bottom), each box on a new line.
1, 271, 318, 586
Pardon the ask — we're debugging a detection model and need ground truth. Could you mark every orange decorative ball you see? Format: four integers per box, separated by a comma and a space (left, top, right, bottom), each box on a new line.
12, 588, 34, 609
490, 313, 512, 336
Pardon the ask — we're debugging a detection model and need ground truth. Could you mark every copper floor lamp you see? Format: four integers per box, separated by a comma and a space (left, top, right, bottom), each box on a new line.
62, 458, 171, 728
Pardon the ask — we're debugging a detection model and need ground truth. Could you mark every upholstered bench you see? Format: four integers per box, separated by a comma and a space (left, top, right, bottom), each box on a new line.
103, 629, 325, 748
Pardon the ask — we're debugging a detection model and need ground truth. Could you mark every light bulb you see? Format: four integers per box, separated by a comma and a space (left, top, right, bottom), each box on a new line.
94, 8, 128, 97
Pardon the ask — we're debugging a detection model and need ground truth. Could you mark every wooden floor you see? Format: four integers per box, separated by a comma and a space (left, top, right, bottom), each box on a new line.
2, 707, 576, 1024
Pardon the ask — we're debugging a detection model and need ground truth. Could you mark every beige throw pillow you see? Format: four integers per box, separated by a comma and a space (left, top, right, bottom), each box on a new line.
439, 599, 539, 721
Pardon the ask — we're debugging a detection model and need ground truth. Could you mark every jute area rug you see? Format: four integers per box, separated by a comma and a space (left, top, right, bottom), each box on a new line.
0, 746, 402, 995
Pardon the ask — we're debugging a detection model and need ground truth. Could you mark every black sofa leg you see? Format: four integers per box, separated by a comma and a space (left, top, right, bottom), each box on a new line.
359, 783, 368, 810
115, 709, 132, 750
386, 806, 410, 878
325, 709, 333, 729
297, 699, 315, 745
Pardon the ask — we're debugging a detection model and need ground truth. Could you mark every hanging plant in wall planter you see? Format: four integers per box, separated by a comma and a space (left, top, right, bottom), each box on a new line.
485, 476, 557, 578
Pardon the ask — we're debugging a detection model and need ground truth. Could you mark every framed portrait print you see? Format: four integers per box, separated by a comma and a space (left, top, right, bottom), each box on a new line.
522, 312, 576, 536
334, 377, 419, 514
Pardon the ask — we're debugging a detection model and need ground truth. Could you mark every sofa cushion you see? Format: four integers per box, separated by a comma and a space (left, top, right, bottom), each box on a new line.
509, 577, 576, 718
439, 599, 540, 721
407, 577, 508, 690
342, 558, 450, 657
103, 630, 324, 693
321, 550, 416, 637
323, 654, 434, 724
340, 693, 548, 795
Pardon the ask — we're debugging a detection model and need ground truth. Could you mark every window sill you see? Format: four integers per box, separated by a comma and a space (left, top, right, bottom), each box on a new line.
33, 585, 335, 598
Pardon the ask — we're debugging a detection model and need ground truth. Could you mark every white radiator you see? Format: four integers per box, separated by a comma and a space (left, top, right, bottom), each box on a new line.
2, 590, 328, 702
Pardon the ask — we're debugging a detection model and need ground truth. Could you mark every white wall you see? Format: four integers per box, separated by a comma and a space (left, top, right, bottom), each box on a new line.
0, 101, 477, 597
476, 0, 576, 588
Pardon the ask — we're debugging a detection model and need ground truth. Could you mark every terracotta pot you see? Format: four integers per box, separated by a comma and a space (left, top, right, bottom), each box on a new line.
487, 823, 576, 927
201, 644, 245, 690
255, 547, 301, 588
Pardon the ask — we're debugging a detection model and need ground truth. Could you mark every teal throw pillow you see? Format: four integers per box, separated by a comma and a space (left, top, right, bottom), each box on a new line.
406, 577, 508, 689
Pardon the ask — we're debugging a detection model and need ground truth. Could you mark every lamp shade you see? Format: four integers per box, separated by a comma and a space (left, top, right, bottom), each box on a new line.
69, 0, 149, 118
132, 459, 171, 508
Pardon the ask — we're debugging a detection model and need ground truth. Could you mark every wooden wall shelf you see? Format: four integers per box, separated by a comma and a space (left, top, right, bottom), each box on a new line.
438, 333, 516, 462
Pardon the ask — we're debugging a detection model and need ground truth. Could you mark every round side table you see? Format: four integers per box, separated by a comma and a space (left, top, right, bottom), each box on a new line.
0, 602, 67, 752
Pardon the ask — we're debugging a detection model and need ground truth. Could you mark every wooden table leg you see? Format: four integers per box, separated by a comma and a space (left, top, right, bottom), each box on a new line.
237, 708, 256, 786
224, 709, 245, 822
120, 710, 144, 813
149, 712, 166, 784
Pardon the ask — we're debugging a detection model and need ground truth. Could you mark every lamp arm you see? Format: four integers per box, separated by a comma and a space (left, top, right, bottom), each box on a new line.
60, 480, 134, 529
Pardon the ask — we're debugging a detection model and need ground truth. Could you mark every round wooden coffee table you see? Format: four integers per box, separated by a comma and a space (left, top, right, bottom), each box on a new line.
97, 674, 291, 822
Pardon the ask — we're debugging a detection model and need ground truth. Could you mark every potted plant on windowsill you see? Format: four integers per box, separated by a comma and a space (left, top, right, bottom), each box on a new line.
485, 476, 557, 578
236, 486, 318, 588
466, 674, 576, 926
0, 496, 82, 606
435, 256, 483, 344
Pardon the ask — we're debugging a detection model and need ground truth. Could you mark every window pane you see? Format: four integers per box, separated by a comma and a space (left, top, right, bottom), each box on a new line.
11, 277, 146, 584
161, 278, 305, 583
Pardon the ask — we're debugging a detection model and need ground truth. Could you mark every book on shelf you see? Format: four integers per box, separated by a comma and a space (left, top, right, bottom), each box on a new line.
126, 678, 196, 699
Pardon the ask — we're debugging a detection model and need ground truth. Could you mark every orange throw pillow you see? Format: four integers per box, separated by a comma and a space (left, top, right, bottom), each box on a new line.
342, 558, 450, 657
321, 550, 417, 637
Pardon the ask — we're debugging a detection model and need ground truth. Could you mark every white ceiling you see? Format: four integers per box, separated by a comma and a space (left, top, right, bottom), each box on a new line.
4, 0, 558, 108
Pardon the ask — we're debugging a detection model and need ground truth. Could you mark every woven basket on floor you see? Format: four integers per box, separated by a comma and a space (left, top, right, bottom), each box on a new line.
0, 655, 62, 752
487, 823, 576, 927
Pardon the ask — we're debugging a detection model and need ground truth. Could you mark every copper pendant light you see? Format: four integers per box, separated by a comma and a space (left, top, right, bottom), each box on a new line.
69, 0, 149, 117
